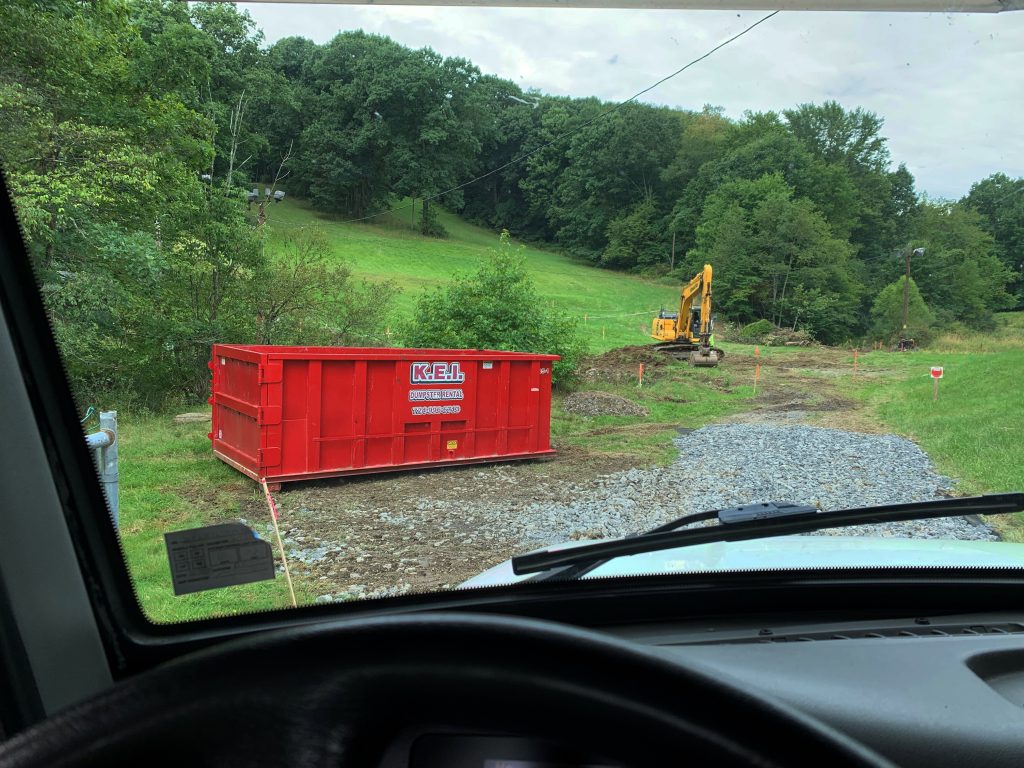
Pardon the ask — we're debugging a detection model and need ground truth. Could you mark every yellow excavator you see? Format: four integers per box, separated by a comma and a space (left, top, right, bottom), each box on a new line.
651, 263, 723, 367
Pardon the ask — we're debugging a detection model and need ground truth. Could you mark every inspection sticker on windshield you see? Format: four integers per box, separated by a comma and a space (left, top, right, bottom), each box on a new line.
164, 523, 275, 596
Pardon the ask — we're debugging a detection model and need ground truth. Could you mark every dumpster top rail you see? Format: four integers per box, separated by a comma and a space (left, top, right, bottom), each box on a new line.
214, 344, 560, 362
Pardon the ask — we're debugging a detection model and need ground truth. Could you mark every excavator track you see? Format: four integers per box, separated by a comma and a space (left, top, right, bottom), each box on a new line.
653, 342, 725, 366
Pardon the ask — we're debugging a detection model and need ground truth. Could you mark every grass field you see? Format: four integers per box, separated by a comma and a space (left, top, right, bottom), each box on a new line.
118, 416, 313, 622
265, 198, 678, 353
842, 313, 1024, 537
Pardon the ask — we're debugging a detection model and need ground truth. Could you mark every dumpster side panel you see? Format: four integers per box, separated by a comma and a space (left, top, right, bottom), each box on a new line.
210, 346, 558, 485
506, 360, 536, 455
365, 360, 397, 468
279, 359, 309, 477
320, 360, 357, 471
209, 346, 262, 479
537, 360, 554, 451
473, 361, 500, 457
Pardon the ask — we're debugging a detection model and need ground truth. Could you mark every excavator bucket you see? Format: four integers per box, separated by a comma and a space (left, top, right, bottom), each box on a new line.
689, 348, 720, 367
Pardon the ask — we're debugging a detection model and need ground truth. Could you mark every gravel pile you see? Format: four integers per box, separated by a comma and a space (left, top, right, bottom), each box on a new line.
563, 391, 648, 417
493, 424, 997, 547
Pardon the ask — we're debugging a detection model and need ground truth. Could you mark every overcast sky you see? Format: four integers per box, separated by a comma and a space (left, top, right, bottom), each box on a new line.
239, 4, 1023, 200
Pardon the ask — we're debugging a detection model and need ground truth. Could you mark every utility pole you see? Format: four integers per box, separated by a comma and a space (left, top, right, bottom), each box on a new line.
902, 247, 925, 331
670, 230, 676, 271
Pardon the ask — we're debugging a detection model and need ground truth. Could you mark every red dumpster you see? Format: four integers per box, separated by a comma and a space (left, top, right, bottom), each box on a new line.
209, 345, 559, 487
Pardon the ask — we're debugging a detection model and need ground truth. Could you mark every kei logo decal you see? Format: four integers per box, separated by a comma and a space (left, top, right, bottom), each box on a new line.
410, 361, 465, 385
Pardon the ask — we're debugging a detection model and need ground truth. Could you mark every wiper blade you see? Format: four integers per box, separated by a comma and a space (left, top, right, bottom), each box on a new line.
511, 493, 1024, 577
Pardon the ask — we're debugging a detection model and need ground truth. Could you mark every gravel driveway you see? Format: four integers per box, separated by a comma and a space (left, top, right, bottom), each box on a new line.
511, 423, 998, 546
269, 423, 997, 601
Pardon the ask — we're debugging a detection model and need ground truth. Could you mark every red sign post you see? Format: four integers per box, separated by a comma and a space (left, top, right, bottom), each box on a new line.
930, 366, 943, 401
753, 346, 761, 397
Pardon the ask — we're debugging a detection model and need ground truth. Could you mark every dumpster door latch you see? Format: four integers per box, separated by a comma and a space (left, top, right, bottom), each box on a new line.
258, 406, 282, 426
258, 447, 281, 468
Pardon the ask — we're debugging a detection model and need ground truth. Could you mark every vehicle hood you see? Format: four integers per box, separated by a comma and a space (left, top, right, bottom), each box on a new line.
461, 535, 1024, 588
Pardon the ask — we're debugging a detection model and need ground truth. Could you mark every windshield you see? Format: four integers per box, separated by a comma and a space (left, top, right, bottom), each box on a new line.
1, 0, 1021, 622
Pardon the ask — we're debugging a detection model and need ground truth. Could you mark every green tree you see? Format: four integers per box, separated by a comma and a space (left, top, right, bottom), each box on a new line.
459, 78, 545, 234
685, 173, 859, 340
601, 197, 666, 270
403, 232, 586, 383
870, 276, 934, 343
549, 103, 680, 260
250, 227, 397, 345
783, 101, 890, 173
962, 173, 1024, 304
909, 202, 1014, 328
784, 102, 909, 270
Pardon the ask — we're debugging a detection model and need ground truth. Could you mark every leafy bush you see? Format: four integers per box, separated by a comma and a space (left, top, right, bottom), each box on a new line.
736, 319, 775, 343
870, 276, 935, 344
403, 231, 587, 384
251, 227, 398, 346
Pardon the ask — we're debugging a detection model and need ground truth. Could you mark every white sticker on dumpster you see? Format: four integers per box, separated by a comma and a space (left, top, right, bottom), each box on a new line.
408, 388, 464, 402
411, 405, 462, 416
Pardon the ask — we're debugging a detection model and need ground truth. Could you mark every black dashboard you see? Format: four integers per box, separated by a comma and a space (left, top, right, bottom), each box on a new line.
404, 735, 615, 767
381, 610, 1024, 767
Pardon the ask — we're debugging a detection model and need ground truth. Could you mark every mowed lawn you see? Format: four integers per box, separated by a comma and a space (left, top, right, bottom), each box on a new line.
264, 198, 679, 353
844, 313, 1024, 538
117, 415, 313, 622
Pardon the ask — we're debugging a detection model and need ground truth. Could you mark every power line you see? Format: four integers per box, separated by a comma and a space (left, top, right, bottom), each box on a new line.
991, 184, 1024, 206
336, 10, 782, 226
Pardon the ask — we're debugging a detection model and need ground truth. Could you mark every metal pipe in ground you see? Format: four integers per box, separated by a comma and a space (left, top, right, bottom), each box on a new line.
86, 411, 119, 531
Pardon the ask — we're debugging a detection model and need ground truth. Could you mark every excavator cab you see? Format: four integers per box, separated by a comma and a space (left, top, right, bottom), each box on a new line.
690, 307, 702, 337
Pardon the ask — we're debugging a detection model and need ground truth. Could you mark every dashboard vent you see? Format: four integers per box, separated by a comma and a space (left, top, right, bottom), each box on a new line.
706, 622, 1024, 645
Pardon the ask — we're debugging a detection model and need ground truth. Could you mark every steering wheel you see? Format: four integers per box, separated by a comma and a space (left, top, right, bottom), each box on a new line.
0, 613, 892, 767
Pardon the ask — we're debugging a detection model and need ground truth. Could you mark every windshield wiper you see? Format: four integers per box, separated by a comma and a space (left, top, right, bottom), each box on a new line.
512, 493, 1024, 579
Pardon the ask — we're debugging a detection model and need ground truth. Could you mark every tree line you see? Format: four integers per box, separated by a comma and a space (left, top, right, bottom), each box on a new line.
245, 17, 1020, 343
0, 1, 398, 408
1, 0, 1021, 408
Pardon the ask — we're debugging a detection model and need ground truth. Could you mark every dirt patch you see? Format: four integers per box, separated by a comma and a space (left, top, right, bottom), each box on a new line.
170, 479, 251, 509
583, 421, 681, 437
259, 448, 639, 597
580, 345, 668, 384
563, 391, 649, 417
721, 345, 886, 434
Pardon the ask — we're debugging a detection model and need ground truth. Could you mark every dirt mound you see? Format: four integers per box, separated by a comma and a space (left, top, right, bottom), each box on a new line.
580, 345, 667, 383
764, 327, 815, 346
735, 323, 816, 347
562, 391, 649, 417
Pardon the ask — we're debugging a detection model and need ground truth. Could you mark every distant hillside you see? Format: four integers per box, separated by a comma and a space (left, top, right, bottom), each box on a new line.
264, 198, 679, 354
